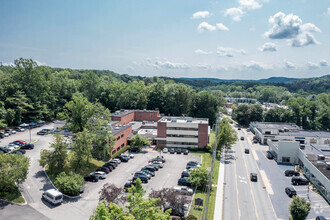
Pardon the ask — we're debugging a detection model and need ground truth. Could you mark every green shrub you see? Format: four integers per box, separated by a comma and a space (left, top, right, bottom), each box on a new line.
188, 167, 210, 190
185, 215, 198, 220
205, 145, 212, 152
55, 171, 84, 196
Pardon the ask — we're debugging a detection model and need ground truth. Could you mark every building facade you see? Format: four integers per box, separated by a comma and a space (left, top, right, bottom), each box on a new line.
109, 124, 132, 155
111, 109, 162, 125
156, 117, 209, 149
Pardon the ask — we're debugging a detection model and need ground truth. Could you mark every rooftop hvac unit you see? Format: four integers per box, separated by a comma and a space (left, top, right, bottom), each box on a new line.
317, 155, 325, 160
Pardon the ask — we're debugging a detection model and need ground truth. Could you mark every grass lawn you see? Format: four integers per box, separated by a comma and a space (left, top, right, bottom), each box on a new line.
188, 187, 217, 220
0, 185, 25, 204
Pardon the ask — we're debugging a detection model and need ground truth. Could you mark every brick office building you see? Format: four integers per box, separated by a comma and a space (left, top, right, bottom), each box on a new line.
156, 117, 209, 149
111, 109, 162, 125
110, 124, 132, 155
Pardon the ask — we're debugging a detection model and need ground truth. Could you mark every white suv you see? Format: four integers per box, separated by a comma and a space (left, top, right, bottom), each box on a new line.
42, 189, 63, 206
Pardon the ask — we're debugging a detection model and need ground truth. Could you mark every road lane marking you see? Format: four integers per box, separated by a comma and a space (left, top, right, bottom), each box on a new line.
239, 141, 259, 220
238, 176, 246, 180
233, 151, 241, 219
259, 170, 274, 195
252, 149, 259, 161
239, 180, 247, 184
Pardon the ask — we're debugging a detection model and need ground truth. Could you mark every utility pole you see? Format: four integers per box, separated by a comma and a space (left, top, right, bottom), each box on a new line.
202, 114, 220, 220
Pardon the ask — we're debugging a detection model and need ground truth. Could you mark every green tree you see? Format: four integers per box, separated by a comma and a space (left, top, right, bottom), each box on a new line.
188, 167, 210, 190
217, 118, 237, 152
55, 171, 84, 196
0, 154, 30, 192
91, 179, 171, 220
39, 134, 68, 175
71, 129, 93, 172
190, 91, 219, 125
130, 134, 150, 148
289, 196, 311, 220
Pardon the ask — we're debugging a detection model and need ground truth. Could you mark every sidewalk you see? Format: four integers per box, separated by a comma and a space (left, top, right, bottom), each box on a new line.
213, 152, 226, 220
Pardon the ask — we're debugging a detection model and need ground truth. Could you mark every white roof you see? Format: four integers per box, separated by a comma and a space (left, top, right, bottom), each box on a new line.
46, 189, 62, 196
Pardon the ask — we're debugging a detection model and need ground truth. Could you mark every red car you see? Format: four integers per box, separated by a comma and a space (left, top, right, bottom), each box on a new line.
14, 140, 27, 145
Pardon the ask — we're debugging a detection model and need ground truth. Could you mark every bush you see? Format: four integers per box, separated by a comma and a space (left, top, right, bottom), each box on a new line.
55, 171, 84, 196
185, 215, 198, 220
188, 167, 210, 190
205, 145, 212, 152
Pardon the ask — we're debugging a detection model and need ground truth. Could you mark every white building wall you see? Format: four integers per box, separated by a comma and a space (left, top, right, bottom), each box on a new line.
166, 137, 198, 143
166, 130, 198, 136
166, 122, 199, 128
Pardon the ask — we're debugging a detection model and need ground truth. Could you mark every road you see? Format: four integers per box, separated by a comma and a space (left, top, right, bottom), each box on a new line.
223, 127, 276, 220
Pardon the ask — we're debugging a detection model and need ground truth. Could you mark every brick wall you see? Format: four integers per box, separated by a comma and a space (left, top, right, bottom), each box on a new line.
157, 121, 167, 147
111, 126, 132, 155
134, 110, 161, 122
198, 124, 209, 148
111, 112, 135, 125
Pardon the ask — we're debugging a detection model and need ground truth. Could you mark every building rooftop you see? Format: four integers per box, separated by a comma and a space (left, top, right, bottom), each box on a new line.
109, 124, 132, 136
280, 130, 330, 138
138, 128, 157, 138
251, 122, 301, 131
111, 109, 160, 117
159, 117, 209, 124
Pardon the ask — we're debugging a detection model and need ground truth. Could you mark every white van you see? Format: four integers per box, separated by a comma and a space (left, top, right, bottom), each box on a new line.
42, 189, 63, 205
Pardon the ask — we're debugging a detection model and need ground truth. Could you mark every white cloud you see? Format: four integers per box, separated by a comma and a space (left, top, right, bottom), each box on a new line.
327, 8, 330, 15
244, 61, 268, 70
1, 62, 15, 66
195, 49, 212, 55
285, 61, 296, 69
216, 46, 247, 57
259, 42, 278, 52
239, 0, 261, 10
148, 59, 190, 70
320, 59, 328, 67
35, 60, 47, 66
216, 23, 229, 31
265, 12, 321, 47
192, 11, 211, 19
224, 8, 244, 22
198, 22, 217, 32
307, 62, 319, 69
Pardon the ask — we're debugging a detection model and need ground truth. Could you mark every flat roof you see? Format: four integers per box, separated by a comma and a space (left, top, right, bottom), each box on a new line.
279, 130, 330, 138
303, 144, 330, 157
109, 124, 132, 136
159, 117, 208, 124
111, 109, 160, 117
138, 128, 157, 138
251, 122, 301, 131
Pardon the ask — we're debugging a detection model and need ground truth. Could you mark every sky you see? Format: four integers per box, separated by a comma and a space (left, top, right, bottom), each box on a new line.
0, 0, 330, 80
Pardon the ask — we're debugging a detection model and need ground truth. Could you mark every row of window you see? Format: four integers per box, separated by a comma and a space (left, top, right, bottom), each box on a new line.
111, 143, 125, 154
166, 141, 198, 146
116, 134, 125, 140
166, 134, 198, 138
167, 127, 198, 131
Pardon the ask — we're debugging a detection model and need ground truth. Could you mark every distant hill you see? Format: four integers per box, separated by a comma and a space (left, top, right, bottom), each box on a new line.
180, 76, 300, 83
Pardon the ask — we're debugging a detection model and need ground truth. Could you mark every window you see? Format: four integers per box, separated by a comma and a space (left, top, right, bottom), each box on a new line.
265, 131, 271, 135
121, 134, 124, 138
121, 144, 124, 148
282, 157, 290, 163
117, 136, 120, 140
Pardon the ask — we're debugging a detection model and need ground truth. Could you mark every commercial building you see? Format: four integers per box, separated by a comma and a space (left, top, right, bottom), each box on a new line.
156, 117, 209, 149
268, 140, 330, 203
111, 109, 162, 125
249, 122, 330, 145
109, 124, 132, 155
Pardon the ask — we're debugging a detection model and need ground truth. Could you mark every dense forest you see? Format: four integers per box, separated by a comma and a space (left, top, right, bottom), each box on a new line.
0, 58, 329, 130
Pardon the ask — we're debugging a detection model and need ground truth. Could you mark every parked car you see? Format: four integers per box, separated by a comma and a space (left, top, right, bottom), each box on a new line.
291, 177, 309, 185
315, 216, 327, 220
266, 151, 273, 159
173, 186, 193, 195
181, 170, 190, 178
15, 127, 25, 132
170, 148, 175, 154
94, 171, 106, 179
285, 187, 297, 197
116, 156, 129, 162
176, 148, 182, 154
148, 164, 159, 171
238, 127, 241, 130
155, 156, 166, 163
124, 181, 136, 191
122, 153, 134, 159
240, 137, 244, 140
253, 139, 258, 143
17, 149, 26, 154
186, 161, 200, 169
149, 161, 164, 168
14, 140, 27, 145
250, 173, 258, 182
20, 144, 34, 150
0, 132, 5, 138
4, 132, 10, 137
164, 206, 184, 218
133, 175, 148, 183
84, 173, 99, 182
8, 143, 20, 149
135, 171, 151, 179
178, 177, 191, 186
113, 158, 121, 164
284, 170, 300, 177
103, 163, 115, 171
5, 129, 16, 134
143, 165, 157, 172
10, 150, 22, 155
42, 189, 63, 206
183, 149, 189, 155
244, 148, 250, 154
163, 148, 168, 153
141, 168, 155, 177
0, 147, 11, 153
37, 130, 47, 135
96, 167, 111, 174
130, 147, 141, 153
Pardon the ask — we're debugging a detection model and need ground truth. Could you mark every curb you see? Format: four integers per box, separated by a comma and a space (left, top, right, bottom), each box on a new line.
214, 152, 225, 220
43, 169, 81, 199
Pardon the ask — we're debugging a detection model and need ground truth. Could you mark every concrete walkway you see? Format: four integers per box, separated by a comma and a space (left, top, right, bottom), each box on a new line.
213, 153, 226, 220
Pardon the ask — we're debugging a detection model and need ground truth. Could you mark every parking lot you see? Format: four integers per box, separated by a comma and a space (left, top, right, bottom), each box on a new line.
255, 149, 330, 219
1, 127, 202, 220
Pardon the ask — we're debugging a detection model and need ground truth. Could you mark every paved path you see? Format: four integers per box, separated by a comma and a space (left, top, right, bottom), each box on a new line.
213, 153, 225, 220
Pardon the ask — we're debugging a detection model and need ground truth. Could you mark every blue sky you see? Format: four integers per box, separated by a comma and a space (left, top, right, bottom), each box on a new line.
0, 0, 329, 79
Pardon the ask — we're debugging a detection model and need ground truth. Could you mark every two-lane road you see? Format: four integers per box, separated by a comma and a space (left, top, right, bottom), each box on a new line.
223, 127, 276, 220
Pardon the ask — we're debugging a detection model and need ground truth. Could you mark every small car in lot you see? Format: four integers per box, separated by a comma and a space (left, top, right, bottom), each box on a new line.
37, 130, 47, 135
116, 155, 129, 162
8, 143, 20, 149
266, 151, 273, 159
133, 174, 149, 183
141, 168, 155, 177
14, 140, 27, 145
135, 171, 151, 179
183, 149, 189, 155
124, 181, 136, 191
176, 148, 182, 154
181, 170, 190, 178
17, 149, 26, 154
103, 163, 115, 170
155, 156, 166, 163
4, 132, 10, 137
291, 177, 309, 185
250, 173, 258, 182
285, 187, 297, 197
240, 137, 244, 140
0, 132, 5, 138
149, 161, 164, 168
0, 147, 10, 153
284, 170, 300, 177
238, 127, 241, 130
253, 139, 258, 144
244, 148, 250, 154
162, 148, 168, 153
113, 158, 121, 164
15, 127, 25, 132
170, 148, 175, 154
96, 166, 111, 174
5, 129, 16, 134
42, 189, 63, 206
173, 186, 193, 195
178, 177, 191, 187
20, 144, 35, 150
84, 173, 99, 182
186, 161, 201, 169
94, 171, 106, 179
10, 150, 23, 155
315, 216, 327, 220
143, 165, 157, 172
148, 164, 160, 170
